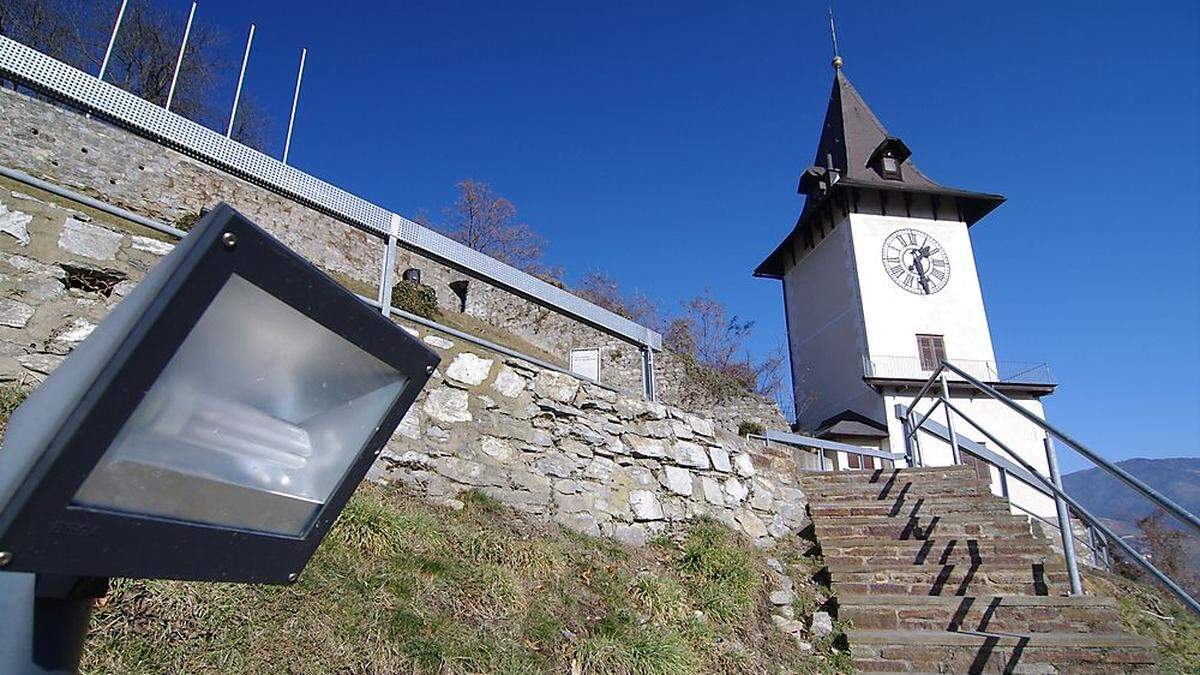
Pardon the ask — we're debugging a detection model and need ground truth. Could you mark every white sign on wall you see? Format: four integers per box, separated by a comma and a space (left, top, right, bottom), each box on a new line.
569, 348, 601, 382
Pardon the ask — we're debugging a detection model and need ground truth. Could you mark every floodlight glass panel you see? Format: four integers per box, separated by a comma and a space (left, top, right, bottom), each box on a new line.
72, 274, 406, 535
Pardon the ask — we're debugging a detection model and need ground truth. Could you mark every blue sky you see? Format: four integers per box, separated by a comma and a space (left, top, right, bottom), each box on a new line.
103, 1, 1198, 472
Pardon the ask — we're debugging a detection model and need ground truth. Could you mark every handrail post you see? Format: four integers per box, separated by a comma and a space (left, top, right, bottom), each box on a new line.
939, 372, 961, 464
1045, 435, 1083, 595
998, 466, 1010, 502
1088, 525, 1100, 568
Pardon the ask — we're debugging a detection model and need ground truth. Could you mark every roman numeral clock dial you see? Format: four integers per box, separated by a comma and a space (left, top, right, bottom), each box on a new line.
882, 228, 950, 295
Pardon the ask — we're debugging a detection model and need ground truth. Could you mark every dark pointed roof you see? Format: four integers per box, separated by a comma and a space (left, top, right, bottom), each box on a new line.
813, 70, 943, 191
754, 68, 1005, 279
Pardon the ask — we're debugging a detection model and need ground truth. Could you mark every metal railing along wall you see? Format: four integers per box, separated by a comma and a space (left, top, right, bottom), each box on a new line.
0, 37, 663, 359
750, 430, 903, 473
0, 163, 623, 398
864, 354, 1054, 385
901, 360, 1200, 618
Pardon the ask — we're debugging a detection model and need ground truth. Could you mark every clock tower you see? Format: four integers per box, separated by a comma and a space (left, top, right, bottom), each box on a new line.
755, 59, 1058, 515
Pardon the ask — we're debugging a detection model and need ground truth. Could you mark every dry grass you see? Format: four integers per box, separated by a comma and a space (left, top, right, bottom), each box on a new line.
0, 384, 30, 442
1084, 568, 1200, 674
80, 485, 844, 674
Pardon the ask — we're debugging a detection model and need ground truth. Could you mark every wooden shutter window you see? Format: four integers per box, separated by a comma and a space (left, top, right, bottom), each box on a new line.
917, 334, 946, 371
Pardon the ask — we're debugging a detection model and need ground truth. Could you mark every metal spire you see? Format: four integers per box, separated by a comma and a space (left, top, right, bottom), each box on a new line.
828, 6, 843, 70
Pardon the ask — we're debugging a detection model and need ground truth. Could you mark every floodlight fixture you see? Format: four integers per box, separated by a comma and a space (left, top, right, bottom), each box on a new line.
0, 204, 438, 673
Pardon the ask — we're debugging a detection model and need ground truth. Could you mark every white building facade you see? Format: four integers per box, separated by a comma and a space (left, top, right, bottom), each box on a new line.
756, 63, 1057, 518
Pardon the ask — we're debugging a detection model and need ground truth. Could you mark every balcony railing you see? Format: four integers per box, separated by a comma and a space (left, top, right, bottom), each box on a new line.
863, 355, 1055, 385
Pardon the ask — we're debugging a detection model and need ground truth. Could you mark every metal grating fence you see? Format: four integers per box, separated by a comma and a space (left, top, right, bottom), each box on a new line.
0, 36, 662, 350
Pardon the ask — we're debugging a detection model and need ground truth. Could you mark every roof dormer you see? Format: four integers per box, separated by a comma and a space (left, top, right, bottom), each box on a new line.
868, 137, 912, 181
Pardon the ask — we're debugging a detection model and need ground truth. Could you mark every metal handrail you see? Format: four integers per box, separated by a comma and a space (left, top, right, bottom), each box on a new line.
905, 402, 1118, 567
922, 361, 1200, 537
902, 360, 1200, 617
748, 431, 903, 472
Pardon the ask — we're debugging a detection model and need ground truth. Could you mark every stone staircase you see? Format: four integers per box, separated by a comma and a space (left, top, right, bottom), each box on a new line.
800, 465, 1157, 674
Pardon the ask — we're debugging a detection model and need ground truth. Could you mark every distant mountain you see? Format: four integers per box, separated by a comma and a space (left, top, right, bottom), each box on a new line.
1063, 457, 1200, 530
1064, 457, 1200, 577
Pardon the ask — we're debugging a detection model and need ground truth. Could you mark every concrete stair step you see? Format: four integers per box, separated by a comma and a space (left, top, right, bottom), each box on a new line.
849, 629, 1157, 674
818, 536, 1050, 557
832, 567, 1068, 597
815, 519, 1033, 540
815, 513, 1032, 527
810, 499, 1012, 519
838, 594, 1125, 635
808, 487, 996, 503
825, 552, 1053, 569
798, 465, 980, 485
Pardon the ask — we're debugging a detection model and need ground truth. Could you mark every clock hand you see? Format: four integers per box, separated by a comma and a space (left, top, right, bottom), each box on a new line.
913, 248, 932, 294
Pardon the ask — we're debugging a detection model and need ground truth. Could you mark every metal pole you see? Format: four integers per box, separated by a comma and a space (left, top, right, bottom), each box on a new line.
940, 360, 1200, 536
907, 410, 923, 467
939, 373, 960, 464
1045, 435, 1083, 595
282, 48, 307, 164
98, 0, 129, 82
1089, 525, 1100, 568
939, 400, 1197, 614
227, 24, 256, 138
377, 215, 399, 317
642, 348, 656, 401
0, 572, 94, 675
998, 466, 1010, 501
165, 2, 197, 111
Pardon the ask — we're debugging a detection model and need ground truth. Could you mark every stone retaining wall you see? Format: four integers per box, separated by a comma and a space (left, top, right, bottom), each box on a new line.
0, 86, 789, 425
0, 87, 649, 394
0, 180, 811, 545
370, 332, 810, 545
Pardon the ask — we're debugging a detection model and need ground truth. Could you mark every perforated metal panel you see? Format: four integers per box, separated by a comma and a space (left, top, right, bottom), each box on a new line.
0, 37, 661, 349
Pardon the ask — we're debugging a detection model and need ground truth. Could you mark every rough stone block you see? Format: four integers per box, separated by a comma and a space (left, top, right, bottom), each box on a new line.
723, 476, 749, 503
629, 490, 664, 521
709, 447, 732, 473
736, 509, 770, 539
479, 436, 516, 461
130, 235, 174, 256
446, 352, 494, 386
423, 387, 472, 423
625, 435, 666, 458
734, 452, 757, 477
422, 335, 454, 350
699, 476, 725, 506
533, 370, 579, 403
673, 440, 711, 469
0, 298, 35, 328
58, 217, 122, 260
661, 466, 693, 496
0, 200, 32, 246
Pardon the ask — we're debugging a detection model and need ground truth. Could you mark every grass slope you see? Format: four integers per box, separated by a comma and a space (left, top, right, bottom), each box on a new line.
80, 485, 846, 674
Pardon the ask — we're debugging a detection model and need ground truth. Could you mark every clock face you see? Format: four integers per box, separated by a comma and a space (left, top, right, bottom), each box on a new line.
882, 228, 950, 295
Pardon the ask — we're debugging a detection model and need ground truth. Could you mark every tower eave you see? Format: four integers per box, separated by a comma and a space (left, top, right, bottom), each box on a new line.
752, 182, 1005, 279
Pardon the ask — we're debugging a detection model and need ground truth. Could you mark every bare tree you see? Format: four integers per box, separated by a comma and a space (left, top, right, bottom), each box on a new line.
1, 0, 272, 150
0, 0, 89, 66
666, 289, 784, 398
227, 95, 272, 153
96, 0, 223, 124
439, 179, 554, 277
574, 270, 662, 328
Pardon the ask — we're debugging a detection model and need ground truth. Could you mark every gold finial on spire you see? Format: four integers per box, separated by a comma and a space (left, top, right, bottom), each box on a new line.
828, 6, 842, 69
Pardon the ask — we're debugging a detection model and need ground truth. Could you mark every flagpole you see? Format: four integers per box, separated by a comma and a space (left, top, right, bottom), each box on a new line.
98, 0, 130, 81
282, 48, 307, 164
165, 2, 197, 111
227, 23, 255, 138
